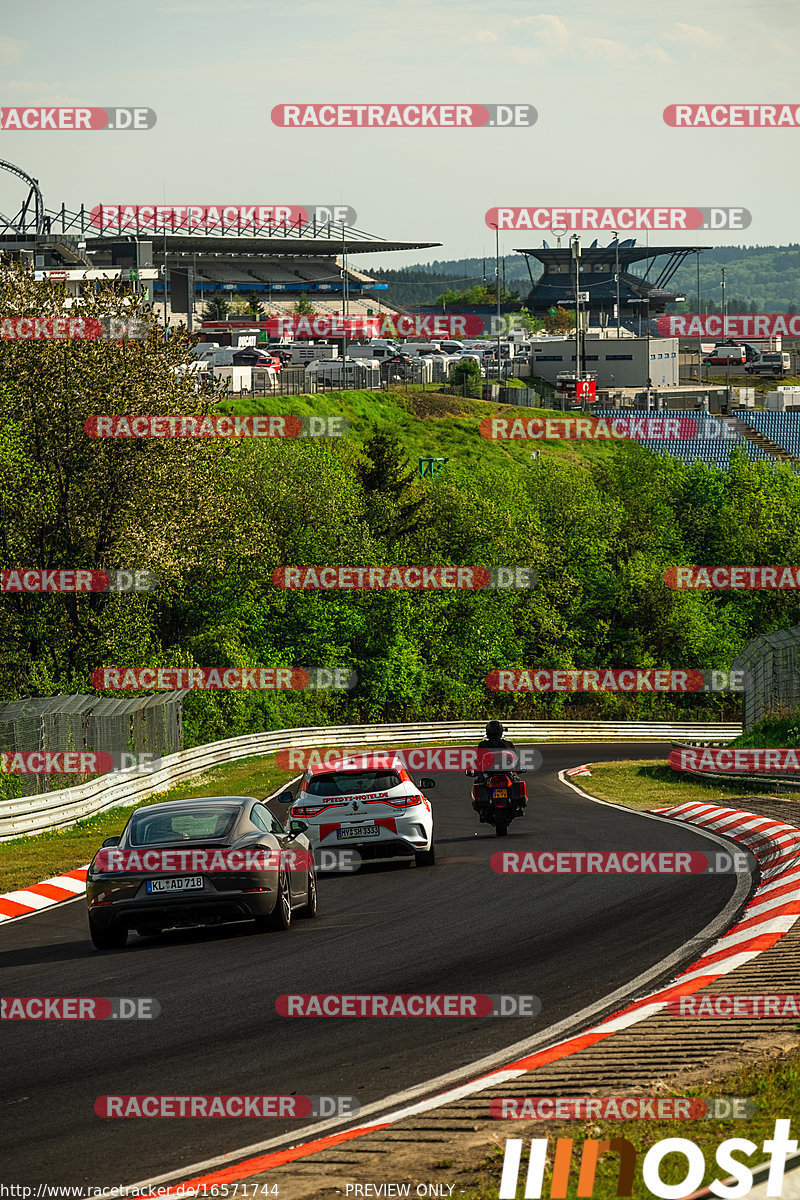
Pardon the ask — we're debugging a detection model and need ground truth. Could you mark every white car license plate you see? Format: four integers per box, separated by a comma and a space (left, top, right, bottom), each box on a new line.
146, 875, 204, 894
336, 825, 380, 840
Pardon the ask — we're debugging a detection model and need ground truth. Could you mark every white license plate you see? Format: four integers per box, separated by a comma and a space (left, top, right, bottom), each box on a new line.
336, 825, 380, 840
146, 875, 204, 894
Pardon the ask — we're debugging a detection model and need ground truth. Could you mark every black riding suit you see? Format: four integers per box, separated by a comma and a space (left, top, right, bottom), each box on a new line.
472, 738, 523, 816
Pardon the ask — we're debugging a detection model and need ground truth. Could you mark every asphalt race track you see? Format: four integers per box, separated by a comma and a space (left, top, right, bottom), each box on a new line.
1, 742, 748, 1188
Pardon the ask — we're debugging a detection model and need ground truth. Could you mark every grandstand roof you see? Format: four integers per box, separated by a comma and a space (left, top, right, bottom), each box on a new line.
88, 233, 440, 257
514, 245, 711, 268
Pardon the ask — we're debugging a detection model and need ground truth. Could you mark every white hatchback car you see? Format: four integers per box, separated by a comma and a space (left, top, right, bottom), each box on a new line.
285, 754, 436, 868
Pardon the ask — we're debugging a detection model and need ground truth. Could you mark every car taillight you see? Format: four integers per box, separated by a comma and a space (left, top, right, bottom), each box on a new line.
292, 805, 323, 818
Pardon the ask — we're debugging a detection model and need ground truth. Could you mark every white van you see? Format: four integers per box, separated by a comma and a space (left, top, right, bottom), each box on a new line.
401, 341, 443, 356
746, 352, 791, 377
704, 344, 746, 367
351, 344, 397, 361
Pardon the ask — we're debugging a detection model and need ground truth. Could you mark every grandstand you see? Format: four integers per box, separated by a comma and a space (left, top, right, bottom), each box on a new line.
0, 162, 441, 328
596, 410, 777, 469
733, 411, 800, 462
516, 241, 706, 327
86, 227, 439, 327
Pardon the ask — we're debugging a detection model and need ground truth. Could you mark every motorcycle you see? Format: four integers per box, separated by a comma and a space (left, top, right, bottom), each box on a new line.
466, 767, 527, 837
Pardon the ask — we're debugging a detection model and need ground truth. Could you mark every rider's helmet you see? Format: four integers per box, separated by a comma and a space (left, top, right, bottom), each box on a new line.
485, 720, 505, 741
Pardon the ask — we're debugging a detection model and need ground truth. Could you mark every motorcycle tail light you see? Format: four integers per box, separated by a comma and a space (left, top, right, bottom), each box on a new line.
488, 775, 510, 787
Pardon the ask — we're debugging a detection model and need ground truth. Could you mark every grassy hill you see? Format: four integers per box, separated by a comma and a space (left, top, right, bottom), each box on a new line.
222, 386, 643, 473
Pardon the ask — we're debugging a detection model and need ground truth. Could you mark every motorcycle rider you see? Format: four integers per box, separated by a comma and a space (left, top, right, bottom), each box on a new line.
471, 721, 525, 820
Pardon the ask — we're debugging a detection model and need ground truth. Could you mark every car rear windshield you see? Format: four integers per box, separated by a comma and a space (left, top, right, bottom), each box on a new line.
305, 771, 402, 797
127, 804, 241, 845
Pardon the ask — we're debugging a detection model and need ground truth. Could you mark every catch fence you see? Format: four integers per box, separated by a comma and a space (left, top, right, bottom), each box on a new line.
731, 627, 800, 730
0, 694, 185, 796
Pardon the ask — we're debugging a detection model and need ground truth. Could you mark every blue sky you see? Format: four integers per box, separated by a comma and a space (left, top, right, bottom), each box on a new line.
0, 0, 796, 270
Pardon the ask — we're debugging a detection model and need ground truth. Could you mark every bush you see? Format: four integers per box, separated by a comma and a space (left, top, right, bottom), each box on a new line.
449, 358, 482, 386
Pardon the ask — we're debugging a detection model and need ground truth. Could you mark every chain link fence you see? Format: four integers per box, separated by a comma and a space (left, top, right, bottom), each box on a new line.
731, 627, 800, 730
0, 693, 185, 796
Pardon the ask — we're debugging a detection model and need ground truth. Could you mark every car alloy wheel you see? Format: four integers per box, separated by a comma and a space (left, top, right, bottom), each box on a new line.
258, 871, 292, 932
298, 865, 318, 918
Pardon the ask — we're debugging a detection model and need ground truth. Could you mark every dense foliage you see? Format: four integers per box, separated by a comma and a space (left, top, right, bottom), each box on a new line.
4, 268, 800, 745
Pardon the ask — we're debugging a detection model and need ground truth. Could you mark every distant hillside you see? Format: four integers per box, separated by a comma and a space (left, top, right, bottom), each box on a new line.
365, 245, 800, 313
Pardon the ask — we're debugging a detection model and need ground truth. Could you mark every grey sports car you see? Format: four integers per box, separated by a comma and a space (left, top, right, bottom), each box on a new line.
86, 795, 316, 949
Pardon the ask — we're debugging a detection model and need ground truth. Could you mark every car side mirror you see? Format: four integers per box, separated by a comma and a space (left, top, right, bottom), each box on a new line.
274, 790, 294, 805
288, 819, 309, 837
101, 836, 120, 848
417, 777, 437, 789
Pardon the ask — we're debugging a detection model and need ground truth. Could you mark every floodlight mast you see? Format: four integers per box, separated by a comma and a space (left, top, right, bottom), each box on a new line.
571, 235, 582, 383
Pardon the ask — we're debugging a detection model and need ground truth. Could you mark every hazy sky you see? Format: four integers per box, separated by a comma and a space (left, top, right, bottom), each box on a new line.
0, 0, 796, 275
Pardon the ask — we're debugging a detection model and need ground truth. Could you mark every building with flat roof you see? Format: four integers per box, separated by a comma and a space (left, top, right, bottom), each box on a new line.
528, 332, 679, 389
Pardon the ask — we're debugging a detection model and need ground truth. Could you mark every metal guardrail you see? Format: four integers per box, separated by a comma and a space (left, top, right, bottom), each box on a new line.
0, 721, 742, 841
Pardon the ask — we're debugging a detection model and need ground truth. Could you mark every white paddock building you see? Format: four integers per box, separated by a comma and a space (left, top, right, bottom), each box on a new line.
529, 330, 679, 389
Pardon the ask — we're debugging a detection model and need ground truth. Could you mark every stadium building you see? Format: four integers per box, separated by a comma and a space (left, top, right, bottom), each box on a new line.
518, 239, 708, 330
0, 162, 440, 327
